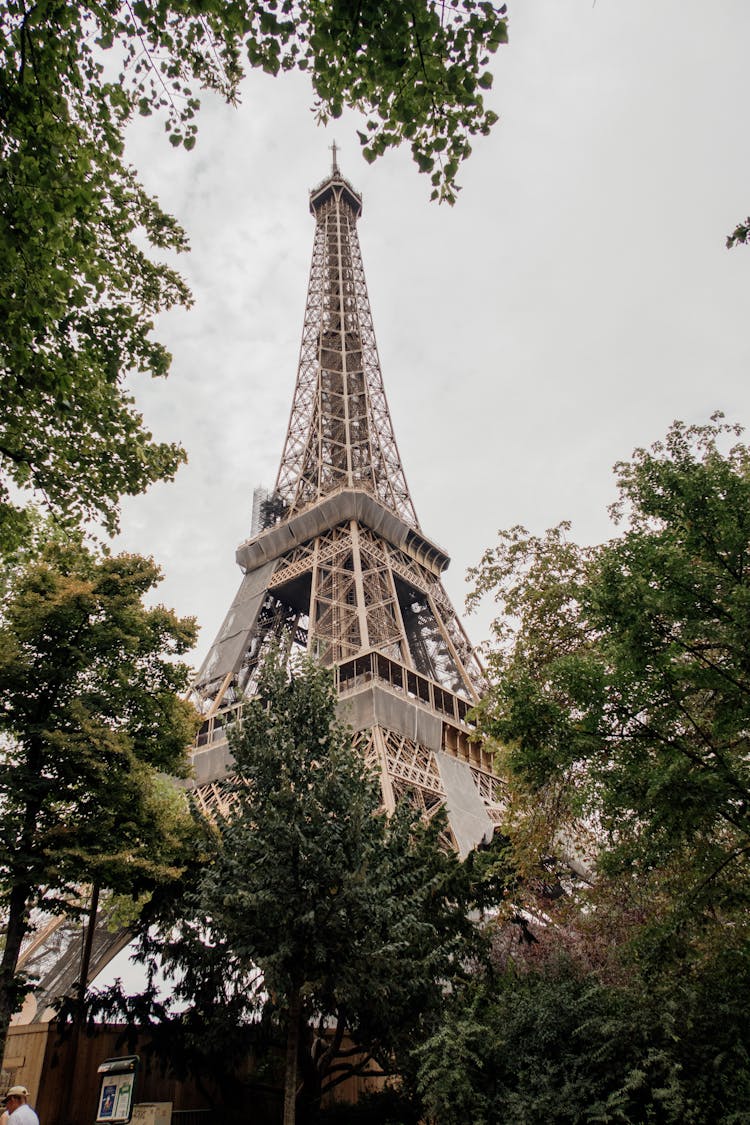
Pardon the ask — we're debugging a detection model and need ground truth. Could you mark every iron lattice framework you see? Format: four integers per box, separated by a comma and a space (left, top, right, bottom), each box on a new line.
190, 158, 504, 854
275, 171, 417, 525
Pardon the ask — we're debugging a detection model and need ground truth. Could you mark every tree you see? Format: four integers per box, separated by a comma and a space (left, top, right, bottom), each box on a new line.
0, 531, 200, 1061
415, 945, 750, 1125
469, 413, 750, 967
1, 2, 508, 553
418, 413, 750, 1123
1, 2, 191, 552
117, 654, 482, 1125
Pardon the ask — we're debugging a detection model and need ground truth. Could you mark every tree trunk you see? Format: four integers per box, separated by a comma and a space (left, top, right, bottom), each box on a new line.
76, 882, 100, 1020
0, 880, 32, 1066
283, 989, 302, 1125
0, 756, 44, 1066
58, 883, 101, 1125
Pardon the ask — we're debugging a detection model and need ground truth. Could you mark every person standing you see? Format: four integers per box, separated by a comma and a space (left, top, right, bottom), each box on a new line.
4, 1086, 39, 1125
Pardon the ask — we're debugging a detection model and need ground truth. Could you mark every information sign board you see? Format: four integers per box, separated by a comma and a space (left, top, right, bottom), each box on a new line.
95, 1056, 139, 1124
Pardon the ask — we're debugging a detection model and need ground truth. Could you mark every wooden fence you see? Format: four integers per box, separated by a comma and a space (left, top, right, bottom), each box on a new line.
2, 1022, 383, 1125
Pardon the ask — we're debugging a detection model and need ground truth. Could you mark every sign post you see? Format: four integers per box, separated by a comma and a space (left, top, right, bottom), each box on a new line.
95, 1057, 139, 1125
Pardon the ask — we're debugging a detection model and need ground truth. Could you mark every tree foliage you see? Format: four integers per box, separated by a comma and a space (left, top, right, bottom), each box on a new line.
1, 3, 193, 550
0, 531, 199, 1059
425, 413, 750, 1122
727, 216, 750, 248
469, 414, 750, 966
416, 947, 750, 1125
0, 1, 507, 552
111, 654, 485, 1124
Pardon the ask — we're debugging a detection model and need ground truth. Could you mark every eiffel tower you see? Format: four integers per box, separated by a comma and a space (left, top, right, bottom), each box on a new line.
190, 152, 503, 856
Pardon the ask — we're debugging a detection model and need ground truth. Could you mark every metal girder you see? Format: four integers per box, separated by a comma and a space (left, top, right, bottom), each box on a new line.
275, 174, 418, 527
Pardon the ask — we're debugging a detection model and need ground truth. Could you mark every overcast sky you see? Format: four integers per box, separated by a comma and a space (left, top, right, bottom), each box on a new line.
114, 0, 750, 666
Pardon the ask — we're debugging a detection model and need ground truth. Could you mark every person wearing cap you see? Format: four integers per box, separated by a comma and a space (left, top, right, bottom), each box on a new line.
4, 1087, 38, 1125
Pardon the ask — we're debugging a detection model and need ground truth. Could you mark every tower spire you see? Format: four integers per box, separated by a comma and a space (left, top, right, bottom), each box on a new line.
274, 160, 418, 527
191, 162, 503, 855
